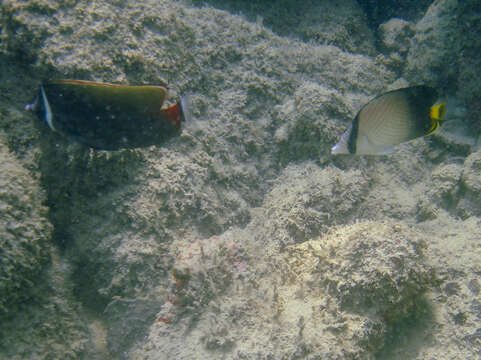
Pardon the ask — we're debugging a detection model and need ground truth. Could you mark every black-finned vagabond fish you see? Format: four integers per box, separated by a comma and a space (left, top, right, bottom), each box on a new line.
331, 85, 446, 155
25, 80, 191, 150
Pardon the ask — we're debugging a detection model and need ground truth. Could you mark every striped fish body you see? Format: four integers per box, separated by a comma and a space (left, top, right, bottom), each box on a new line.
332, 86, 444, 155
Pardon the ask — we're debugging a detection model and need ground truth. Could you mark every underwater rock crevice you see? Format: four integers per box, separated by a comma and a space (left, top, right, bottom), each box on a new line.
374, 295, 435, 359
356, 0, 434, 29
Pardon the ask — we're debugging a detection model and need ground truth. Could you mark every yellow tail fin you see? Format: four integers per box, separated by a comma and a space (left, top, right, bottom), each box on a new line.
427, 103, 446, 136
430, 102, 446, 120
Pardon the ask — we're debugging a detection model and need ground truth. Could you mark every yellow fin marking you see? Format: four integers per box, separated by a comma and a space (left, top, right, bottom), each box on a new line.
426, 119, 440, 136
430, 102, 446, 120
427, 103, 446, 136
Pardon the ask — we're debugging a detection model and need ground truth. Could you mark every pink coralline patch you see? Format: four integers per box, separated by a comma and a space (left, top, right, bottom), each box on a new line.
156, 234, 248, 326
233, 258, 247, 271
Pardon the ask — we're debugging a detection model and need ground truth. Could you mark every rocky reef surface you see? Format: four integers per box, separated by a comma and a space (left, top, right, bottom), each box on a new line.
0, 0, 480, 359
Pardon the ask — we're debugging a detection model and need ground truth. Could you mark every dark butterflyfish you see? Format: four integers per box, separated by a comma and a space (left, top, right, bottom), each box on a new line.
331, 85, 446, 155
25, 80, 191, 150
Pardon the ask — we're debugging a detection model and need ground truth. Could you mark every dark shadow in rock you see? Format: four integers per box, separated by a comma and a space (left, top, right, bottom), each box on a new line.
355, 0, 433, 28
192, 0, 433, 33
36, 135, 144, 250
35, 124, 147, 310
191, 0, 378, 55
191, 0, 311, 37
375, 296, 435, 359
71, 254, 113, 313
103, 298, 163, 359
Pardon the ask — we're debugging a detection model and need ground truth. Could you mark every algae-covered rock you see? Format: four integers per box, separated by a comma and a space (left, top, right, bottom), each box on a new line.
273, 82, 356, 164
0, 0, 394, 315
251, 219, 435, 357
104, 298, 163, 357
379, 18, 415, 54
378, 18, 415, 73
457, 0, 481, 135
459, 149, 481, 217
192, 0, 376, 55
419, 151, 481, 219
405, 0, 481, 137
309, 221, 433, 315
261, 162, 370, 244
1, 0, 480, 359
0, 137, 52, 315
281, 220, 434, 356
280, 222, 433, 359
0, 250, 92, 360
357, 0, 433, 28
416, 215, 481, 360
405, 0, 459, 87
295, 0, 376, 56
427, 163, 462, 211
0, 136, 92, 359
131, 219, 435, 360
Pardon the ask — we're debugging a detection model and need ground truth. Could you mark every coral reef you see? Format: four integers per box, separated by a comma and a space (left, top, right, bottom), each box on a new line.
258, 162, 370, 244
281, 221, 435, 357
0, 0, 479, 359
